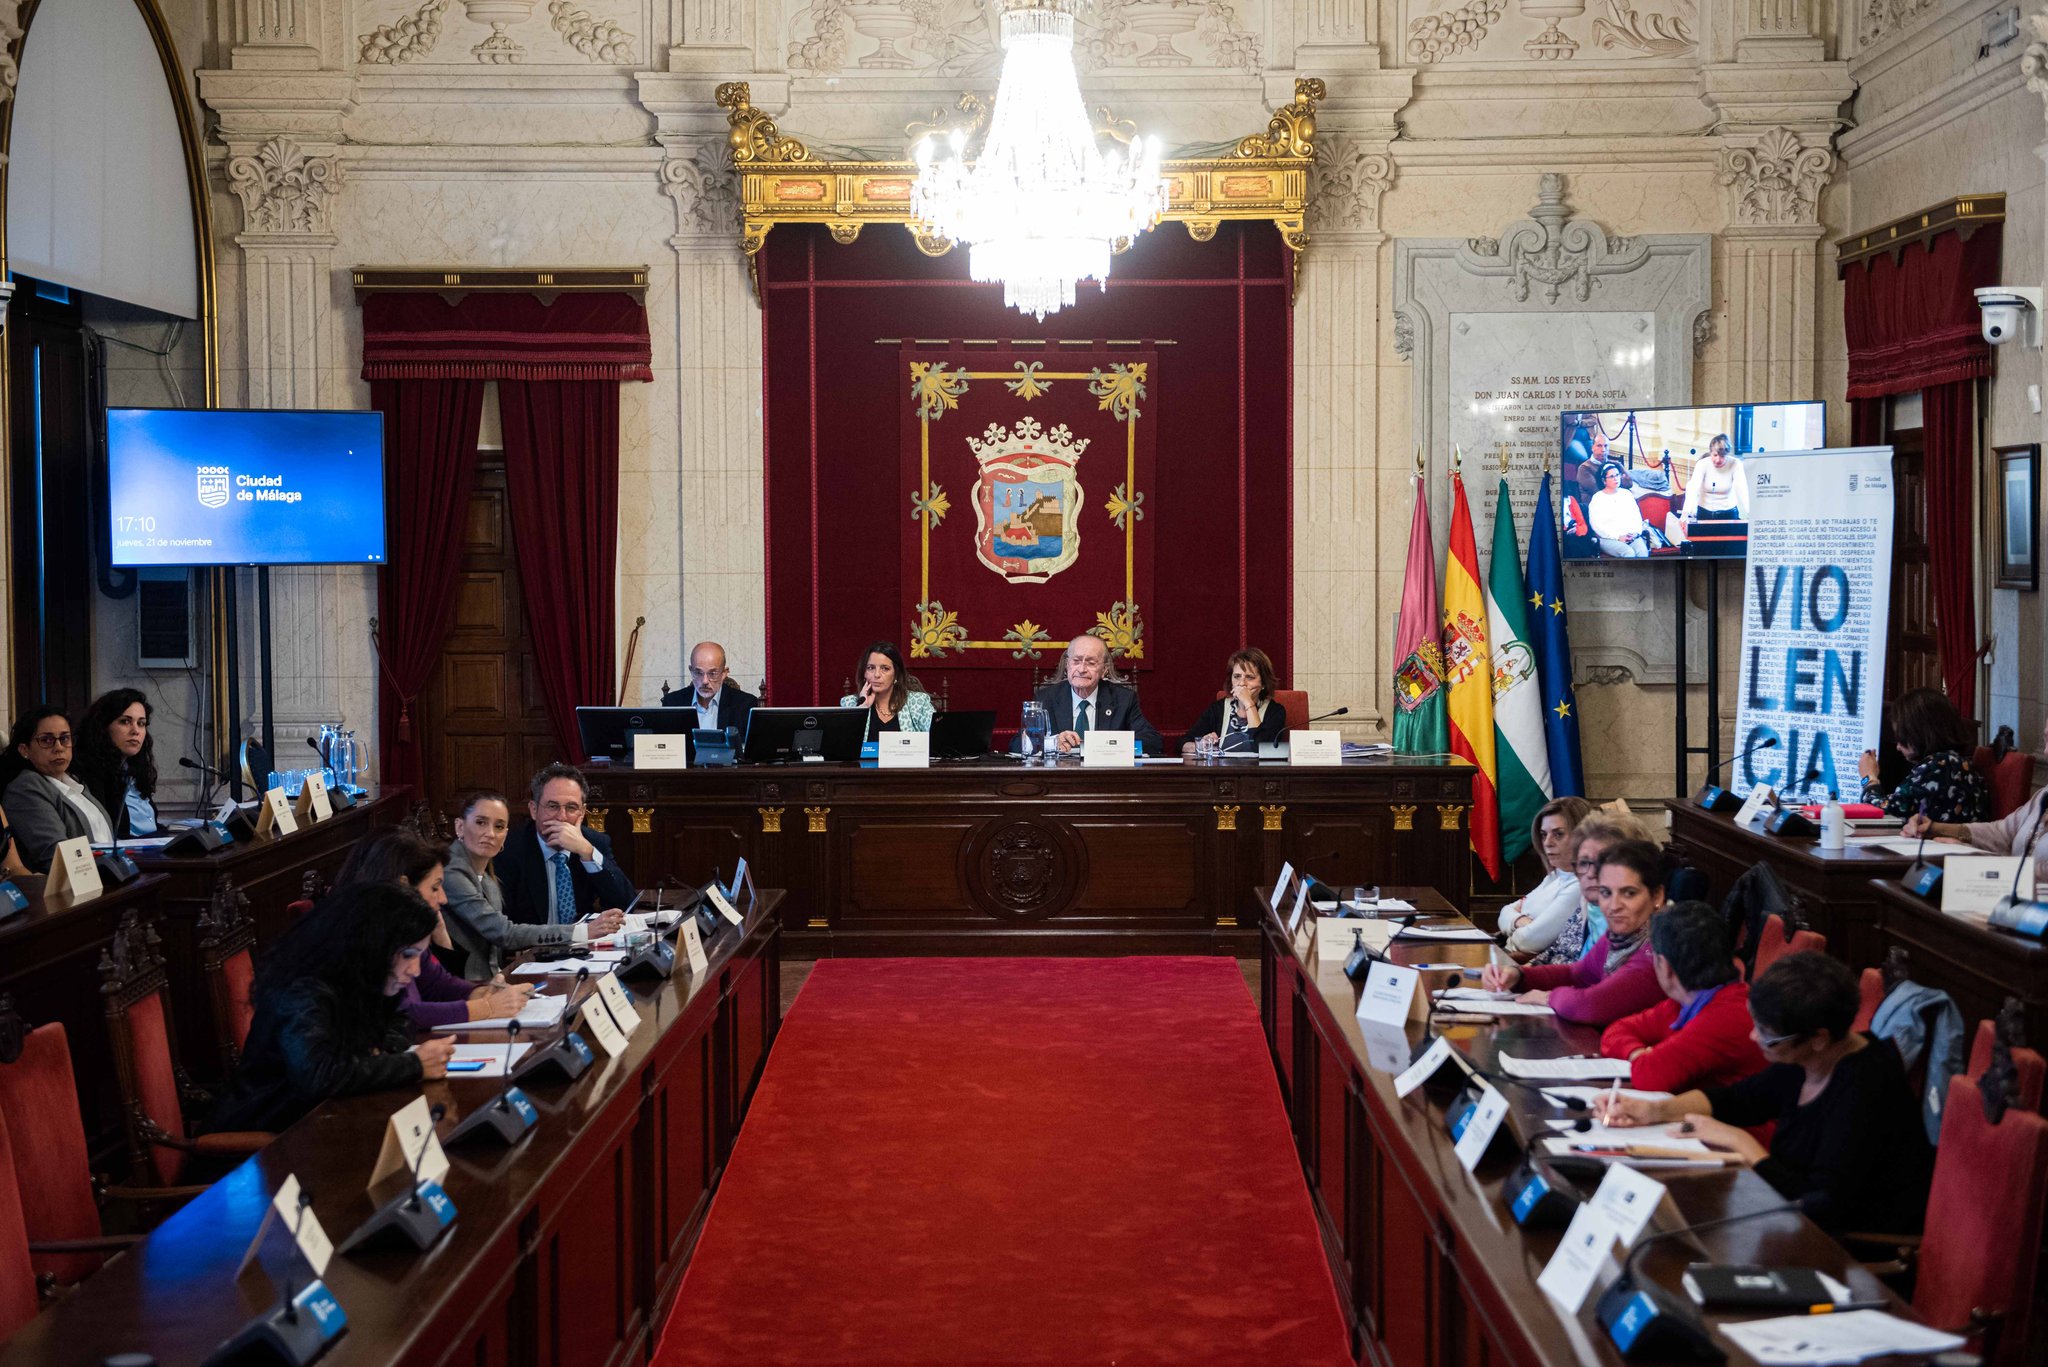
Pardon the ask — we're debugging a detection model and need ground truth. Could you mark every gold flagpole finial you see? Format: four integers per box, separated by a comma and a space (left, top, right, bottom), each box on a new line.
1451, 443, 1462, 477
1498, 441, 1511, 477
1413, 445, 1424, 481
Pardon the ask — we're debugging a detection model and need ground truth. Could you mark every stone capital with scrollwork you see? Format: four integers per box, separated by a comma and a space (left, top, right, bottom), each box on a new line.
1714, 126, 1835, 231
2025, 8, 2048, 127
0, 0, 20, 103
1309, 132, 1395, 238
227, 136, 344, 237
661, 140, 740, 240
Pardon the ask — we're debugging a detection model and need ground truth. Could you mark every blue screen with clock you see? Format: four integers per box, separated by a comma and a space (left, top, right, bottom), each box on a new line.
107, 408, 387, 567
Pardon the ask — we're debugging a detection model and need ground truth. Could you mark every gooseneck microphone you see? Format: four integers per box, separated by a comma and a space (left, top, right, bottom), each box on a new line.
1692, 735, 1779, 813
1303, 707, 1350, 724
403, 1103, 448, 1212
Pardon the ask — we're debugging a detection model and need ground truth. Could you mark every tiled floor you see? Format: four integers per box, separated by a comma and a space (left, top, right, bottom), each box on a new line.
781, 958, 1263, 1016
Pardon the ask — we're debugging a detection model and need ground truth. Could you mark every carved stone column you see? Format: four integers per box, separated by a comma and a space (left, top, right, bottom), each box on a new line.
1294, 135, 1394, 737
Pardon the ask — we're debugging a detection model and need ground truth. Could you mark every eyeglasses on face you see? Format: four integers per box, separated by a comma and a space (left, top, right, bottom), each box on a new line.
1573, 857, 1601, 872
688, 667, 726, 680
31, 733, 72, 750
1755, 1025, 1806, 1050
538, 799, 585, 818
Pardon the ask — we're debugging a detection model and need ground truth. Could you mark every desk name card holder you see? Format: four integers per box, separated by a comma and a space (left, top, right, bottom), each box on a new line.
728, 857, 757, 913
338, 1102, 456, 1256
679, 918, 709, 975
577, 994, 630, 1058
595, 973, 642, 1036
1082, 730, 1134, 767
1447, 1081, 1515, 1172
876, 732, 930, 768
633, 733, 689, 770
1942, 855, 2028, 917
1288, 730, 1342, 766
293, 774, 334, 824
45, 836, 103, 901
257, 787, 298, 839
208, 1176, 345, 1367
1731, 785, 1776, 826
1267, 862, 1296, 915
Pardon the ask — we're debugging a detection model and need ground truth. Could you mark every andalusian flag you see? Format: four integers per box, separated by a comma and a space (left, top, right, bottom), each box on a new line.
1445, 468, 1502, 880
1392, 473, 1447, 755
1487, 479, 1553, 865
1526, 471, 1585, 795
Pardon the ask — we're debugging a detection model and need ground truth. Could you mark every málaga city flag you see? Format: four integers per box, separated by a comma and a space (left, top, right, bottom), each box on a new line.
1445, 469, 1502, 880
1392, 474, 1448, 755
1526, 471, 1586, 796
1486, 478, 1554, 864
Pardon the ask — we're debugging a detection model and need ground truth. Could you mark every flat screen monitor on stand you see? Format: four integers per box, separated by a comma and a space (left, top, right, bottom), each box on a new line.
741, 707, 869, 763
574, 707, 698, 765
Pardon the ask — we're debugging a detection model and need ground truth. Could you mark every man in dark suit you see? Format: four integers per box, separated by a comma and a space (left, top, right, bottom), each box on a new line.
660, 640, 760, 734
1023, 634, 1164, 755
494, 762, 637, 936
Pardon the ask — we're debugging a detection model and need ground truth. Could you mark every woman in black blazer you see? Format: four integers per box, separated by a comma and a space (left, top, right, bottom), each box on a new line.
1180, 647, 1289, 756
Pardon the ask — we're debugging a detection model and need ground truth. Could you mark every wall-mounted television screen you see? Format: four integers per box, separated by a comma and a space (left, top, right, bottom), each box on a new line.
107, 408, 387, 567
1559, 401, 1826, 563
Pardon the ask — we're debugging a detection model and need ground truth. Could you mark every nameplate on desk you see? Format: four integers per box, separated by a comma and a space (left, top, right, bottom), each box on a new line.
1355, 959, 1421, 1029
729, 856, 757, 911
706, 884, 745, 926
876, 732, 930, 768
1082, 730, 1134, 767
1318, 917, 1393, 962
294, 772, 333, 823
1451, 1082, 1512, 1172
275, 1173, 335, 1276
45, 836, 102, 901
679, 918, 709, 974
633, 733, 688, 769
1287, 881, 1311, 935
1941, 855, 2031, 916
1538, 1203, 1627, 1312
368, 1096, 450, 1193
1288, 730, 1342, 766
1394, 1034, 1468, 1098
1588, 1164, 1667, 1248
257, 786, 298, 838
594, 972, 642, 1036
579, 996, 629, 1057
1732, 784, 1776, 827
1268, 862, 1295, 914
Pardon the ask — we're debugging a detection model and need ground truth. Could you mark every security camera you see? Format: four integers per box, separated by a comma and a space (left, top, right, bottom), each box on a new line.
1975, 286, 2042, 348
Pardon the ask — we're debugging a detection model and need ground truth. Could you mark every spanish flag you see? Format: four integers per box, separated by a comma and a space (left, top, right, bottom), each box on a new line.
1445, 467, 1502, 880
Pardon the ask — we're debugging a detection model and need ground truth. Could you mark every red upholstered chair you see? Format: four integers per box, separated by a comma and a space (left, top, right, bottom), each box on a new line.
1970, 744, 2035, 820
1211, 688, 1311, 731
1853, 967, 1887, 1035
198, 879, 258, 1075
1909, 1067, 2048, 1365
0, 1113, 39, 1344
1967, 1001, 2046, 1114
99, 912, 270, 1188
1750, 914, 1826, 980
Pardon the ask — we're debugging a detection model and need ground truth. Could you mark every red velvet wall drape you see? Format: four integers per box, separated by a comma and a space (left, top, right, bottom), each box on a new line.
1842, 226, 2000, 719
759, 222, 1292, 736
361, 292, 650, 779
498, 380, 622, 762
372, 378, 489, 796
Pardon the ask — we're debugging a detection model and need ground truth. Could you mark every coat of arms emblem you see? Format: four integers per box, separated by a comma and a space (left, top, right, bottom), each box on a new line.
196, 465, 231, 510
968, 417, 1086, 584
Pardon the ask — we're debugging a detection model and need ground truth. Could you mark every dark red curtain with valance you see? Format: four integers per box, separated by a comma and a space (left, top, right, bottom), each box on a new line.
372, 377, 489, 797
362, 292, 649, 781
1842, 225, 2000, 718
499, 380, 621, 763
758, 222, 1292, 736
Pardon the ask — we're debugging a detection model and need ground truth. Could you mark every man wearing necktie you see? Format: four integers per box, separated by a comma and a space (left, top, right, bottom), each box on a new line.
1020, 634, 1164, 756
493, 762, 635, 936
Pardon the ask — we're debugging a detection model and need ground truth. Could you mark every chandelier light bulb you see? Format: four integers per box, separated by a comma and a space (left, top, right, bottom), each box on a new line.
910, 0, 1170, 321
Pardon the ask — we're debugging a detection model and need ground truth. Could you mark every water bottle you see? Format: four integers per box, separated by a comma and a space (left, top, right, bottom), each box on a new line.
1819, 790, 1847, 851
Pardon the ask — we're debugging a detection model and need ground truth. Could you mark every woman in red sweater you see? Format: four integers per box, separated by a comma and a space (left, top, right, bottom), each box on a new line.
1482, 840, 1668, 1025
1600, 899, 1768, 1093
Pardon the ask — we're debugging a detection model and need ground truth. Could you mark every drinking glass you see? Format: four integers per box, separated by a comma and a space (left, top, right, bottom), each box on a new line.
1020, 702, 1049, 761
1195, 734, 1220, 761
1353, 884, 1381, 917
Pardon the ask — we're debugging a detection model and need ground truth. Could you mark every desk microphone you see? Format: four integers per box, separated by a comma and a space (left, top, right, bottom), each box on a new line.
1990, 797, 2048, 939
1303, 707, 1350, 725
1901, 799, 1944, 899
403, 1103, 447, 1212
1692, 736, 1779, 812
444, 1020, 539, 1147
1595, 1190, 1826, 1358
179, 755, 230, 779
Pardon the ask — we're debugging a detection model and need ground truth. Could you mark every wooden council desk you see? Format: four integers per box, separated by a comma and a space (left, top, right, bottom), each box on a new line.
1665, 801, 1912, 969
581, 755, 1475, 955
0, 890, 782, 1367
1257, 889, 1933, 1367
1867, 877, 2048, 1054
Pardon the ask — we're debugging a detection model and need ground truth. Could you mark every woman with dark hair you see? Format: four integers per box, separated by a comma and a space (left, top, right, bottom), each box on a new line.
1483, 839, 1669, 1025
1179, 647, 1288, 755
1597, 951, 1933, 1234
72, 689, 158, 838
839, 640, 933, 736
443, 790, 582, 981
209, 882, 456, 1134
1600, 899, 1767, 1094
334, 828, 531, 1029
1857, 687, 1988, 822
2, 706, 114, 871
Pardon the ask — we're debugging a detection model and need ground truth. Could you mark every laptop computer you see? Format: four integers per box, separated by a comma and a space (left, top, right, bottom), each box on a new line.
929, 710, 997, 759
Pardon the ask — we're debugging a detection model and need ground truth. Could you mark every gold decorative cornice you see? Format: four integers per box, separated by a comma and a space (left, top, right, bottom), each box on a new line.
1834, 193, 2005, 274
720, 77, 1325, 300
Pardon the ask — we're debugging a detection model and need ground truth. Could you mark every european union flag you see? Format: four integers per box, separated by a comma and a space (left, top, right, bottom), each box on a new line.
1525, 472, 1584, 796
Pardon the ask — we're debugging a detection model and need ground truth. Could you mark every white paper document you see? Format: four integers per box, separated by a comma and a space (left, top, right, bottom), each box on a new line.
1536, 1135, 1719, 1168
1540, 1086, 1672, 1108
511, 952, 627, 977
437, 994, 569, 1032
1716, 1311, 1963, 1366
1311, 899, 1417, 914
1433, 999, 1556, 1017
1393, 923, 1495, 942
1497, 1054, 1635, 1081
447, 1043, 535, 1077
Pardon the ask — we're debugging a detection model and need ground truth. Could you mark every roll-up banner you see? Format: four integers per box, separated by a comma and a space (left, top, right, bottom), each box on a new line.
1732, 447, 1895, 802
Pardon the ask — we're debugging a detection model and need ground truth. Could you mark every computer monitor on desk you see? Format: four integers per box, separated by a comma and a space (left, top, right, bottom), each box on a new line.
575, 706, 697, 765
742, 706, 868, 763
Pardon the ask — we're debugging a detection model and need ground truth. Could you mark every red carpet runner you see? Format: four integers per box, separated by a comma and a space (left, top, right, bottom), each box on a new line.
653, 957, 1350, 1366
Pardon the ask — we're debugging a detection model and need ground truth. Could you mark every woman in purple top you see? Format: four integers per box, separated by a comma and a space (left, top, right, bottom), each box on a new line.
334, 829, 532, 1030
1482, 840, 1669, 1025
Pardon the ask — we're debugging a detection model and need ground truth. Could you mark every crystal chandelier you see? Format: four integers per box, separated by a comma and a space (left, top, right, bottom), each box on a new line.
911, 0, 1169, 321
